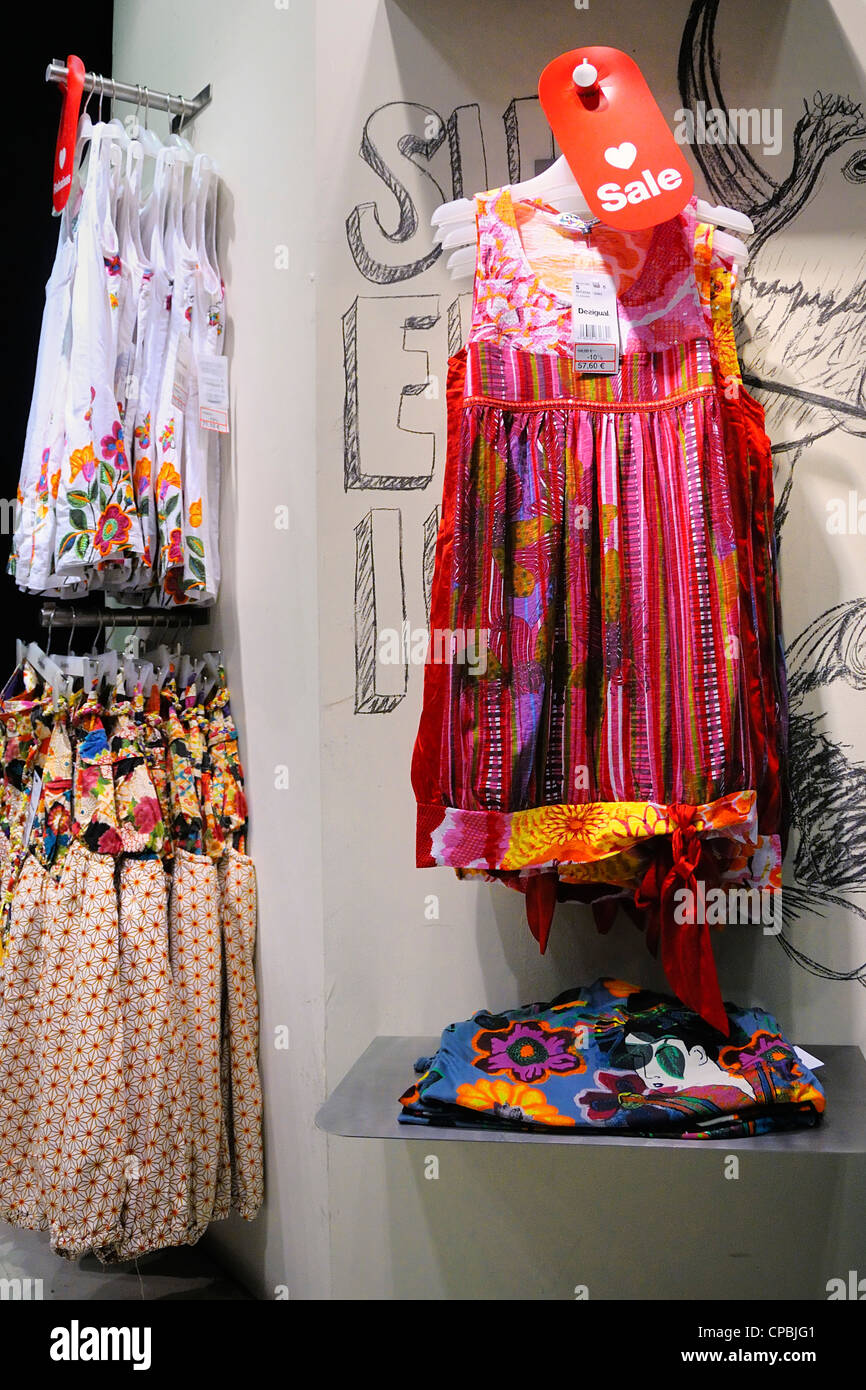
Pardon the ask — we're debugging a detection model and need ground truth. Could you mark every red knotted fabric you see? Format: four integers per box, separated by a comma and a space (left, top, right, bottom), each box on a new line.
634, 805, 730, 1034
525, 871, 558, 952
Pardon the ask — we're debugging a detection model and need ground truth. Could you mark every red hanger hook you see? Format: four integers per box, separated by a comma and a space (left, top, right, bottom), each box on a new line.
52, 54, 86, 214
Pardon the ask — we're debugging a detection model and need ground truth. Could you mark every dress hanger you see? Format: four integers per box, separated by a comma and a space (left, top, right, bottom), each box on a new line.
205, 167, 220, 283
25, 642, 66, 710
54, 608, 87, 689
121, 138, 148, 268
192, 155, 221, 289
145, 144, 177, 276
134, 86, 164, 214
64, 110, 96, 223
436, 151, 752, 280
168, 149, 196, 264
199, 650, 221, 700
136, 87, 164, 158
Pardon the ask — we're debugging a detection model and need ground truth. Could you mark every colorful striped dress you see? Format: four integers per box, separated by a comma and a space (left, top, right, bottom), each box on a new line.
412, 190, 787, 1033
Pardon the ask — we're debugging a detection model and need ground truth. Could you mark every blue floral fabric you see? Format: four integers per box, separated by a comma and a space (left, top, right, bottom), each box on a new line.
399, 978, 826, 1140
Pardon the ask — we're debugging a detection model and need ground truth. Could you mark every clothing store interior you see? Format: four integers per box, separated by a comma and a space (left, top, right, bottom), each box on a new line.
1, 0, 865, 1328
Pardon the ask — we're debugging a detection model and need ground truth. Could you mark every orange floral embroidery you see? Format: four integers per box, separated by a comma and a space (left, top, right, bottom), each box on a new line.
456, 1078, 575, 1126
69, 443, 96, 482
157, 460, 181, 497
188, 498, 202, 528
133, 456, 151, 495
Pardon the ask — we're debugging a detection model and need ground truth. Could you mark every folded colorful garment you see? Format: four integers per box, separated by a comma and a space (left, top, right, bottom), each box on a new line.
398, 978, 825, 1140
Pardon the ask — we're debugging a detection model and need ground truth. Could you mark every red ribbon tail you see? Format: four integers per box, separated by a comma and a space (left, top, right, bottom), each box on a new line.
525, 873, 558, 954
591, 898, 619, 935
659, 880, 730, 1035
637, 816, 730, 1035
635, 858, 666, 954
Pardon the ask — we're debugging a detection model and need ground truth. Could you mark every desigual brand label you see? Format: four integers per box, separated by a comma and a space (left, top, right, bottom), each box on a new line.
539, 46, 693, 230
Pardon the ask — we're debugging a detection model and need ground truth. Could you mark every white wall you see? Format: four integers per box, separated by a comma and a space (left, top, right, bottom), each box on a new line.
114, 0, 866, 1300
113, 0, 329, 1300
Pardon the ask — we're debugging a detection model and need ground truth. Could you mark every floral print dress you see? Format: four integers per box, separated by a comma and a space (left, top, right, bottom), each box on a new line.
0, 661, 262, 1259
54, 132, 144, 585
10, 126, 226, 607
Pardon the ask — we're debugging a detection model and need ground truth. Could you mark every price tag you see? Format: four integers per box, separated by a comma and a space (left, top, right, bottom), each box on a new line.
171, 333, 193, 411
539, 46, 693, 231
198, 356, 230, 433
793, 1046, 824, 1071
572, 270, 620, 375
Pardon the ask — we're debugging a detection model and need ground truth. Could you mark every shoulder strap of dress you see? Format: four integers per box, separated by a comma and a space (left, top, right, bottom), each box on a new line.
471, 189, 509, 326
692, 216, 743, 384
693, 217, 715, 316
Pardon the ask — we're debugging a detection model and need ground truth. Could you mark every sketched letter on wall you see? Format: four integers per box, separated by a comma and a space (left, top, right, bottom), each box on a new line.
422, 507, 440, 624
346, 102, 448, 283
354, 508, 408, 713
343, 295, 441, 490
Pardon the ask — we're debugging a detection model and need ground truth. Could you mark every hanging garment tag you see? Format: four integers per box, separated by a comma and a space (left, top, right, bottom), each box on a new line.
572, 270, 620, 375
793, 1045, 825, 1071
198, 356, 230, 433
171, 334, 193, 412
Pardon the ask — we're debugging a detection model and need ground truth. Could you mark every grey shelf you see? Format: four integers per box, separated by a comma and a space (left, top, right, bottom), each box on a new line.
316, 1036, 866, 1151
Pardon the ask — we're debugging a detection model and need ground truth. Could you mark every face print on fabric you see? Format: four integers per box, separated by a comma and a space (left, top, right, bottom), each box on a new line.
621, 1032, 756, 1099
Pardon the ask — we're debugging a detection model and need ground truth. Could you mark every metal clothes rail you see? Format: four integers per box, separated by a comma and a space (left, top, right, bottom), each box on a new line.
40, 602, 211, 631
45, 59, 211, 134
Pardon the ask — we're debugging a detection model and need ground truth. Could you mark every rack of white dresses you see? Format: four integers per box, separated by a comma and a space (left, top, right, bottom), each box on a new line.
45, 59, 212, 134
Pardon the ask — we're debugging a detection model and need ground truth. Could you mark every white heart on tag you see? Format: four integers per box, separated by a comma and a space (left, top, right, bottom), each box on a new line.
58, 146, 67, 170
604, 142, 637, 170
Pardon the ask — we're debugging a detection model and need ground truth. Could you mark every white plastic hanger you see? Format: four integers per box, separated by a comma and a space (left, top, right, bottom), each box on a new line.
64, 111, 95, 223
101, 649, 121, 692
199, 650, 222, 700
133, 658, 156, 696
143, 144, 177, 276
167, 127, 195, 157
121, 139, 148, 267
133, 86, 165, 211
434, 151, 752, 280
192, 154, 221, 288
25, 642, 67, 709
205, 168, 220, 283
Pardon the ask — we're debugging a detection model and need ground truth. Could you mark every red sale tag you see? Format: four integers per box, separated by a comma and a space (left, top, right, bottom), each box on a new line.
539, 47, 693, 231
52, 55, 86, 214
